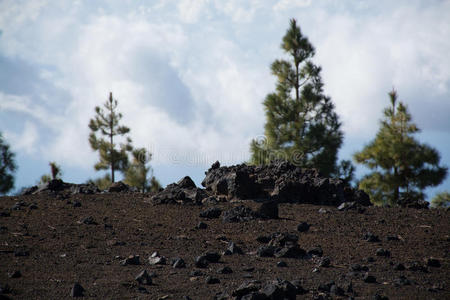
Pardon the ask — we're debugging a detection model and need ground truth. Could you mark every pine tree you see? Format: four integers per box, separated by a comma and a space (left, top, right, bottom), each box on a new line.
249, 19, 343, 176
124, 148, 151, 192
431, 191, 450, 208
354, 89, 447, 206
0, 132, 17, 194
39, 161, 62, 185
86, 174, 112, 191
89, 92, 132, 183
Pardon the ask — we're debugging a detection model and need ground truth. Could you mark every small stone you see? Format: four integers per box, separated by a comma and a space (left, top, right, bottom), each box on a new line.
199, 207, 222, 219
376, 248, 390, 257
73, 201, 82, 207
81, 216, 96, 225
256, 235, 271, 243
243, 267, 255, 272
394, 276, 411, 286
277, 261, 287, 267
203, 251, 221, 263
137, 286, 149, 294
373, 294, 389, 300
318, 257, 331, 267
14, 249, 30, 257
190, 270, 204, 277
330, 284, 345, 296
367, 257, 375, 263
225, 242, 243, 255
363, 232, 380, 242
206, 276, 220, 284
172, 258, 186, 268
8, 270, 21, 278
71, 283, 84, 297
363, 272, 376, 283
196, 222, 207, 229
257, 201, 278, 219
29, 203, 38, 210
307, 246, 323, 257
386, 235, 400, 241
148, 256, 166, 265
393, 263, 405, 271
135, 270, 152, 285
194, 256, 208, 268
426, 258, 441, 267
318, 281, 335, 292
318, 208, 328, 214
257, 245, 276, 257
297, 222, 310, 232
121, 255, 140, 265
217, 266, 233, 274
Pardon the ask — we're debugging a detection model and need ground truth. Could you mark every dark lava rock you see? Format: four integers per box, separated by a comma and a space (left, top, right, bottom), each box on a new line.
363, 272, 376, 283
196, 221, 208, 229
318, 257, 331, 267
274, 245, 306, 259
203, 251, 221, 263
190, 270, 204, 277
152, 177, 208, 205
71, 282, 84, 297
257, 201, 278, 219
224, 241, 243, 255
232, 281, 262, 297
373, 294, 389, 300
177, 176, 197, 189
426, 258, 441, 267
29, 203, 38, 210
350, 264, 368, 272
14, 249, 30, 257
108, 181, 129, 192
277, 261, 287, 267
73, 201, 82, 208
363, 232, 380, 243
8, 270, 21, 278
135, 270, 152, 285
393, 263, 405, 271
222, 205, 260, 223
256, 235, 271, 244
148, 253, 166, 265
307, 246, 323, 257
318, 281, 335, 293
338, 201, 358, 211
367, 257, 375, 263
257, 245, 276, 257
121, 255, 140, 266
201, 160, 371, 206
296, 222, 310, 232
407, 261, 428, 272
199, 207, 222, 218
20, 186, 38, 195
268, 232, 299, 247
0, 210, 10, 217
206, 276, 220, 284
172, 258, 186, 268
214, 292, 230, 300
386, 235, 400, 241
330, 284, 345, 296
81, 216, 97, 225
394, 276, 411, 286
194, 255, 209, 268
376, 248, 391, 257
217, 266, 233, 274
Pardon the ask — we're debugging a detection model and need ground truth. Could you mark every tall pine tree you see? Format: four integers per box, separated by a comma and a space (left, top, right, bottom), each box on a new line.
250, 19, 342, 176
0, 132, 17, 194
354, 89, 447, 206
89, 92, 132, 183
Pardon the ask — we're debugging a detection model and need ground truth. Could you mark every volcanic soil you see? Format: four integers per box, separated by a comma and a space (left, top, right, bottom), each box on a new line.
0, 193, 449, 299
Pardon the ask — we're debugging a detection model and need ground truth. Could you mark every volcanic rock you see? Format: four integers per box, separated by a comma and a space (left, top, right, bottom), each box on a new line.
222, 205, 260, 223
297, 221, 310, 232
199, 207, 222, 218
152, 177, 208, 205
71, 283, 84, 297
135, 270, 152, 285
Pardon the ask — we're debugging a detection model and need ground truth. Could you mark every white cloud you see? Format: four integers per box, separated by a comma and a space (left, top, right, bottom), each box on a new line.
4, 121, 39, 155
177, 0, 211, 23
273, 0, 312, 11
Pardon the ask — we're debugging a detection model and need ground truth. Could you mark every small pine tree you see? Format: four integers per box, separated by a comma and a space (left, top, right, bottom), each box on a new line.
354, 89, 447, 206
249, 19, 343, 176
39, 161, 62, 185
86, 174, 112, 191
124, 148, 151, 192
333, 159, 355, 187
431, 191, 450, 208
149, 176, 162, 193
0, 132, 17, 194
89, 92, 132, 183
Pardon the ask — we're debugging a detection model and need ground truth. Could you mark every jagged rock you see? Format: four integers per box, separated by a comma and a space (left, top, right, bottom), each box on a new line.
363, 272, 376, 283
71, 282, 84, 297
81, 216, 97, 225
297, 222, 310, 232
426, 258, 441, 267
148, 253, 166, 265
277, 261, 287, 267
393, 263, 405, 271
376, 248, 390, 257
274, 245, 306, 259
199, 207, 222, 218
232, 281, 262, 297
394, 276, 411, 286
268, 232, 299, 247
257, 201, 278, 219
108, 181, 129, 193
363, 232, 380, 242
222, 205, 259, 223
206, 276, 220, 284
135, 270, 152, 285
121, 255, 140, 266
257, 245, 276, 257
202, 160, 371, 207
172, 258, 186, 268
307, 246, 323, 257
318, 257, 331, 267
152, 177, 208, 205
217, 266, 233, 274
194, 255, 209, 268
224, 242, 243, 255
196, 221, 208, 229
203, 251, 221, 263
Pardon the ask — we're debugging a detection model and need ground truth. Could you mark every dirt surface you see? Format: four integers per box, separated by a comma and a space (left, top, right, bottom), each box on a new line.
0, 193, 449, 299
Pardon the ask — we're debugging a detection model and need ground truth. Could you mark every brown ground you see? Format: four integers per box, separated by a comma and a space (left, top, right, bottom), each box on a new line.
0, 193, 449, 299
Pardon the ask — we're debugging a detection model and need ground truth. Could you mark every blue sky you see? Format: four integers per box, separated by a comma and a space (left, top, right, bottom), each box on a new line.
0, 0, 449, 199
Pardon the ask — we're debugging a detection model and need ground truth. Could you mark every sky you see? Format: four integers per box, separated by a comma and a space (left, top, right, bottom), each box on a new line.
0, 0, 449, 199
